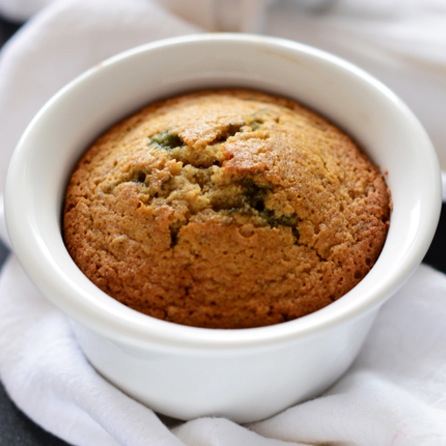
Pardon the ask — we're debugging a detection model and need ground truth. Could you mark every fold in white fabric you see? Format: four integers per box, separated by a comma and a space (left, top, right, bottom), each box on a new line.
1, 1, 446, 445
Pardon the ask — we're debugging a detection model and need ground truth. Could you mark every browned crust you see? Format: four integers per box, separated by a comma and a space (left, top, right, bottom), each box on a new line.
63, 89, 391, 329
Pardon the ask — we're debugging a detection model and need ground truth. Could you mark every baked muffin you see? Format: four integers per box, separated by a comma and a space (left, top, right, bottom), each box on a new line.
63, 89, 391, 329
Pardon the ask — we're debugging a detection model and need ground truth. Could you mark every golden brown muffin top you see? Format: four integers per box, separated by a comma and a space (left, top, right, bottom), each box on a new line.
63, 89, 390, 329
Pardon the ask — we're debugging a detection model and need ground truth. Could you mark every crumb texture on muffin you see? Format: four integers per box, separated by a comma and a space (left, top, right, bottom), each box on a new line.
63, 89, 391, 329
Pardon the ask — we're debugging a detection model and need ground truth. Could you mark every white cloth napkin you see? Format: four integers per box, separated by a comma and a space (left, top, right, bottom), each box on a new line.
1, 1, 446, 445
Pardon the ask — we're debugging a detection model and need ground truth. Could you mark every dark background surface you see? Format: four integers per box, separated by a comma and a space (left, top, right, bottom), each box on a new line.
0, 13, 445, 446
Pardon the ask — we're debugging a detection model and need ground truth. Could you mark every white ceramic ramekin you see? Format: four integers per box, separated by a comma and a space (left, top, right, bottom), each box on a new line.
5, 34, 442, 423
